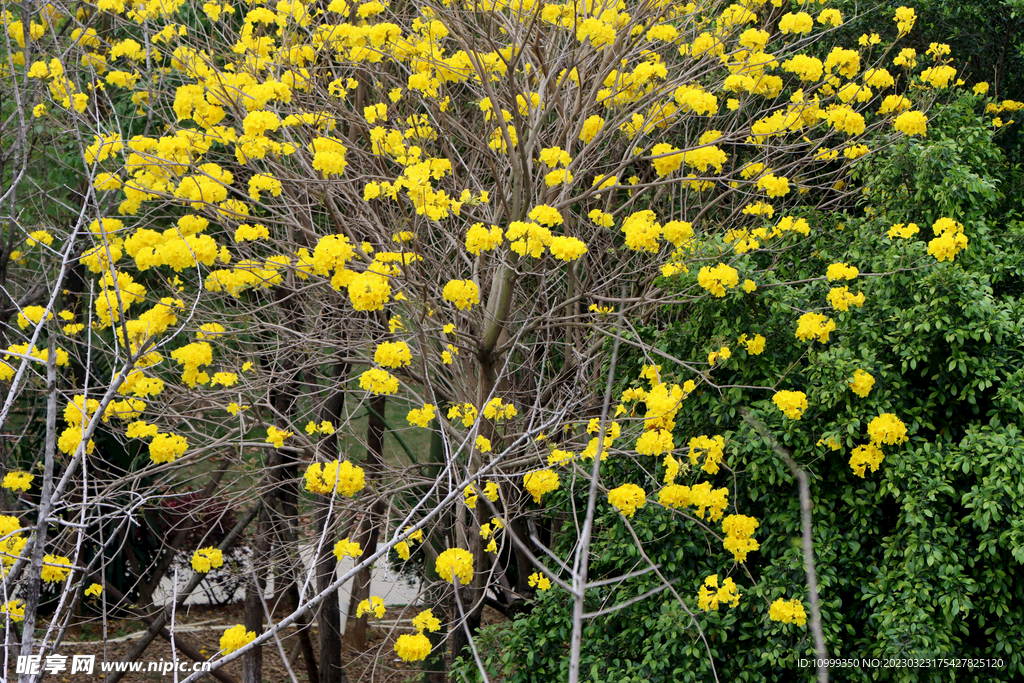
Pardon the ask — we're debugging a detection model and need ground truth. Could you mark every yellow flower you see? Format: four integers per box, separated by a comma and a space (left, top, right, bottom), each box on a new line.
304, 460, 366, 496
394, 633, 432, 661
220, 625, 256, 654
523, 469, 559, 504
41, 554, 72, 583
697, 264, 740, 297
412, 609, 441, 633
795, 312, 836, 343
435, 547, 474, 584
772, 391, 808, 420
722, 514, 760, 563
607, 483, 646, 518
894, 111, 928, 137
894, 6, 916, 35
827, 286, 866, 312
887, 223, 920, 239
333, 537, 362, 560
358, 368, 400, 395
697, 574, 740, 611
356, 596, 385, 619
464, 484, 478, 509
769, 598, 807, 626
191, 547, 224, 573
265, 426, 293, 449
395, 541, 411, 560
84, 583, 103, 597
1, 600, 25, 622
849, 369, 875, 397
579, 114, 604, 143
442, 280, 480, 310
2, 471, 33, 492
849, 442, 884, 477
527, 572, 551, 591
407, 404, 436, 428
867, 412, 908, 445
778, 12, 813, 35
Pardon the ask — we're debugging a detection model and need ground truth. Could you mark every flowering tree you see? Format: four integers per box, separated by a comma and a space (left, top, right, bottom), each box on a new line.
0, 0, 1012, 680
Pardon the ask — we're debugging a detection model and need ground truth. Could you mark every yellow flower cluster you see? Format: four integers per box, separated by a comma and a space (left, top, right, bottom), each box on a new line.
395, 633, 432, 662
707, 346, 731, 367
465, 224, 503, 255
773, 391, 808, 420
927, 217, 968, 262
888, 222, 920, 239
464, 484, 479, 509
394, 608, 441, 661
507, 221, 553, 257
347, 268, 392, 311
359, 368, 400, 395
894, 110, 928, 136
482, 398, 517, 421
374, 341, 412, 368
304, 460, 366, 496
2, 471, 33, 492
737, 333, 766, 355
149, 432, 188, 464
636, 429, 673, 457
356, 596, 385, 619
778, 12, 813, 35
697, 574, 740, 611
607, 483, 646, 518
310, 137, 348, 176
170, 341, 213, 387
849, 443, 884, 478
1, 599, 25, 621
849, 370, 876, 398
220, 625, 256, 654
827, 286, 866, 311
795, 312, 836, 343
412, 608, 441, 634
304, 420, 335, 436
894, 6, 917, 35
407, 404, 436, 428
642, 378, 694, 433
867, 413, 909, 446
697, 263, 740, 298
442, 279, 480, 310
333, 537, 362, 560
621, 210, 662, 252
41, 554, 72, 583
191, 547, 224, 573
826, 263, 859, 281
757, 174, 790, 198
55, 395, 99, 456
16, 305, 52, 330
769, 598, 807, 627
435, 547, 474, 584
528, 572, 551, 591
523, 469, 559, 504
688, 435, 725, 474
549, 236, 588, 261
722, 514, 760, 563
0, 515, 27, 567
849, 413, 908, 477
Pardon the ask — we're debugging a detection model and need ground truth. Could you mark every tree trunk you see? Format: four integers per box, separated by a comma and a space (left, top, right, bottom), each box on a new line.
343, 394, 387, 650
